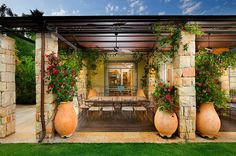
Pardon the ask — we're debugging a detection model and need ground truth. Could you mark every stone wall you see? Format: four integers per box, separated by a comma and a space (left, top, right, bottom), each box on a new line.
148, 68, 156, 100
35, 33, 58, 140
0, 35, 16, 138
173, 31, 196, 139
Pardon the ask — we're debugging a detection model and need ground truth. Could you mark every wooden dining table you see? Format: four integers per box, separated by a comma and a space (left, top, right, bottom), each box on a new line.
85, 96, 149, 106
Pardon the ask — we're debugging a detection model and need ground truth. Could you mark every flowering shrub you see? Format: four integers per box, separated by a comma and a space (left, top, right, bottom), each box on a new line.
196, 49, 236, 108
152, 82, 178, 113
46, 52, 78, 104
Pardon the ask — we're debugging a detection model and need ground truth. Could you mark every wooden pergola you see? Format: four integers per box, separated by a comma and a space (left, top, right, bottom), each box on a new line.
1, 15, 236, 52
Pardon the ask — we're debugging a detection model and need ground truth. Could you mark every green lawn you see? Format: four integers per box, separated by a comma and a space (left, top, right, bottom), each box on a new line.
0, 143, 236, 156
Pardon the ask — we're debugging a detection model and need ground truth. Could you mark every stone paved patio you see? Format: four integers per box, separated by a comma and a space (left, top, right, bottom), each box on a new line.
0, 105, 236, 143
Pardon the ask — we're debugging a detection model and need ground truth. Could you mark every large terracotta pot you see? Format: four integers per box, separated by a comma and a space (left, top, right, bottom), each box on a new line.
196, 102, 221, 138
154, 108, 178, 138
54, 102, 77, 138
232, 96, 236, 103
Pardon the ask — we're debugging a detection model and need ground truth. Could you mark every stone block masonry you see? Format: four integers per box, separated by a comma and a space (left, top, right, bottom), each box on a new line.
173, 31, 196, 139
0, 34, 16, 138
35, 33, 58, 140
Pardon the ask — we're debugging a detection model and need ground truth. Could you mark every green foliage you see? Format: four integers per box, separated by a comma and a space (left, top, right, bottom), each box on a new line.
183, 43, 189, 51
14, 37, 35, 58
184, 23, 204, 36
14, 36, 35, 104
152, 82, 178, 113
16, 56, 35, 104
196, 49, 236, 108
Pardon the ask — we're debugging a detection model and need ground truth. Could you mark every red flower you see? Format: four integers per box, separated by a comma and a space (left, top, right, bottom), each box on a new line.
53, 68, 59, 75
64, 70, 68, 76
49, 84, 54, 89
168, 87, 172, 92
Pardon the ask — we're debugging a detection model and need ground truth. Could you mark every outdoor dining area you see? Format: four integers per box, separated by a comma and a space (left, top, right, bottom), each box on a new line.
76, 88, 155, 132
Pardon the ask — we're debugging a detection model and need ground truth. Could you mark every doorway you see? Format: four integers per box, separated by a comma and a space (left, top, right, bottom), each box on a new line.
105, 62, 137, 96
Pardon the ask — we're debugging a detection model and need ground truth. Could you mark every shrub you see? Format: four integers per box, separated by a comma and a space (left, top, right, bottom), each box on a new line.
152, 82, 178, 113
16, 56, 36, 104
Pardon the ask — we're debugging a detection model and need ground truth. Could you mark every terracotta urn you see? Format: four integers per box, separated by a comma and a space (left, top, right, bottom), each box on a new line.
54, 102, 77, 138
232, 96, 236, 103
154, 108, 178, 138
196, 102, 221, 138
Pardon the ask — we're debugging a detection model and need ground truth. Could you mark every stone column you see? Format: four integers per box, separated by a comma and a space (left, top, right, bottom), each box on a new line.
77, 60, 87, 97
221, 69, 230, 96
0, 35, 16, 138
148, 68, 156, 100
35, 33, 58, 140
173, 31, 196, 139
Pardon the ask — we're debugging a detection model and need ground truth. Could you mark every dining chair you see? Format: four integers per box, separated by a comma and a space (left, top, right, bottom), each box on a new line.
121, 98, 134, 119
133, 98, 148, 120
87, 96, 102, 120
101, 97, 115, 119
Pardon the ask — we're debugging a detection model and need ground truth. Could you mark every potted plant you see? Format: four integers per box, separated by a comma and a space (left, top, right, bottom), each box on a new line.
46, 52, 79, 138
152, 82, 178, 138
230, 89, 236, 103
196, 49, 236, 138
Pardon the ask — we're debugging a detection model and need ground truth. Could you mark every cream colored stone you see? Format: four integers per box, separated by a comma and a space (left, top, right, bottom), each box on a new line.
173, 69, 182, 78
0, 82, 7, 91
2, 91, 14, 107
6, 83, 15, 91
44, 94, 55, 104
0, 72, 15, 82
0, 64, 6, 72
0, 124, 6, 138
179, 56, 191, 68
44, 103, 56, 112
0, 49, 6, 54
190, 56, 195, 67
179, 132, 195, 139
179, 96, 190, 106
0, 107, 7, 117
178, 87, 196, 96
182, 77, 195, 87
6, 120, 15, 135
6, 64, 15, 72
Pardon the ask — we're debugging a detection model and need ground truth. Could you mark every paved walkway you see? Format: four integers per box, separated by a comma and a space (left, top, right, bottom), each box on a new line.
0, 105, 36, 143
52, 132, 236, 143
